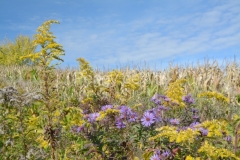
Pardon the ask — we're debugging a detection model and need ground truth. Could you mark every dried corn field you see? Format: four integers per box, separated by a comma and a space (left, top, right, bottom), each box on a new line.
1, 59, 240, 108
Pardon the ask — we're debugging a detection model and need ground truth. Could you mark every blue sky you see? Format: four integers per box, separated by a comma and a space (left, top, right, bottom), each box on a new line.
0, 0, 239, 70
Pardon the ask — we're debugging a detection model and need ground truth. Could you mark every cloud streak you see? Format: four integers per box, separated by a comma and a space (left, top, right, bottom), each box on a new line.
1, 0, 239, 69
55, 0, 240, 69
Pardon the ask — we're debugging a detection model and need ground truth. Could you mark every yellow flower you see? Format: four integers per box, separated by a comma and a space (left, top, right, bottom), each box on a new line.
165, 79, 186, 108
36, 135, 49, 149
198, 141, 240, 159
176, 128, 200, 143
185, 155, 201, 160
199, 120, 228, 137
96, 109, 120, 121
149, 126, 178, 142
198, 91, 229, 103
106, 70, 124, 84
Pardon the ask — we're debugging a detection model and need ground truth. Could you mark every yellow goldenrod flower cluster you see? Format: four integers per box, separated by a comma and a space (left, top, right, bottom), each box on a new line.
185, 155, 201, 160
96, 108, 120, 121
199, 119, 228, 137
21, 20, 64, 66
149, 126, 178, 142
106, 70, 124, 85
77, 58, 94, 78
198, 91, 229, 103
20, 53, 40, 62
81, 97, 94, 104
175, 128, 200, 143
124, 73, 140, 90
36, 135, 49, 149
165, 79, 186, 108
198, 141, 240, 160
150, 126, 199, 144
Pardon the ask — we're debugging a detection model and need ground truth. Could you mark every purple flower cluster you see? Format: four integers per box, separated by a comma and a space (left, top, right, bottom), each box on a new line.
118, 105, 138, 123
151, 94, 162, 105
225, 135, 232, 143
182, 94, 195, 105
150, 150, 171, 160
191, 108, 199, 122
78, 97, 176, 130
169, 118, 180, 125
199, 128, 208, 136
113, 106, 139, 129
141, 105, 165, 127
101, 105, 113, 111
151, 94, 171, 105
115, 118, 126, 129
87, 112, 100, 123
189, 122, 200, 129
71, 124, 85, 133
157, 105, 170, 111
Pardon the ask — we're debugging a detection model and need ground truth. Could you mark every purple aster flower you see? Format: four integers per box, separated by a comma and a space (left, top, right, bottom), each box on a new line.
150, 108, 162, 122
160, 95, 171, 102
151, 94, 162, 105
182, 94, 195, 105
116, 119, 126, 129
101, 105, 113, 111
191, 108, 198, 113
150, 154, 160, 160
225, 135, 232, 143
157, 105, 170, 111
148, 108, 155, 114
71, 125, 84, 133
192, 115, 199, 120
169, 118, 180, 125
200, 128, 208, 136
189, 122, 200, 129
154, 115, 162, 123
77, 125, 84, 132
141, 112, 155, 127
162, 150, 171, 157
87, 112, 100, 123
154, 150, 161, 156
119, 105, 132, 119
82, 109, 89, 114
128, 111, 138, 122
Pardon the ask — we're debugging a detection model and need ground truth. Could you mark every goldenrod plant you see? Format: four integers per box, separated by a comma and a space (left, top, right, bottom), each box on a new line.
0, 35, 36, 65
21, 20, 65, 159
165, 79, 186, 108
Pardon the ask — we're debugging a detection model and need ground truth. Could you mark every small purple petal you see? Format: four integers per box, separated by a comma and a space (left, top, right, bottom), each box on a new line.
182, 94, 195, 105
128, 111, 138, 122
189, 122, 200, 129
151, 94, 162, 105
150, 154, 160, 160
225, 135, 232, 143
169, 118, 180, 125
87, 112, 100, 123
200, 128, 208, 136
101, 105, 113, 111
162, 150, 171, 157
116, 119, 126, 129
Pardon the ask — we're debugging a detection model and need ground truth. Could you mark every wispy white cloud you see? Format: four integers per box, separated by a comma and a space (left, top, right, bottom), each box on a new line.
48, 0, 240, 69
1, 0, 239, 69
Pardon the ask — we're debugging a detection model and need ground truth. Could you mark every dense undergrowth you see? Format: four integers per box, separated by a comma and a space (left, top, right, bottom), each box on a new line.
0, 20, 240, 160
